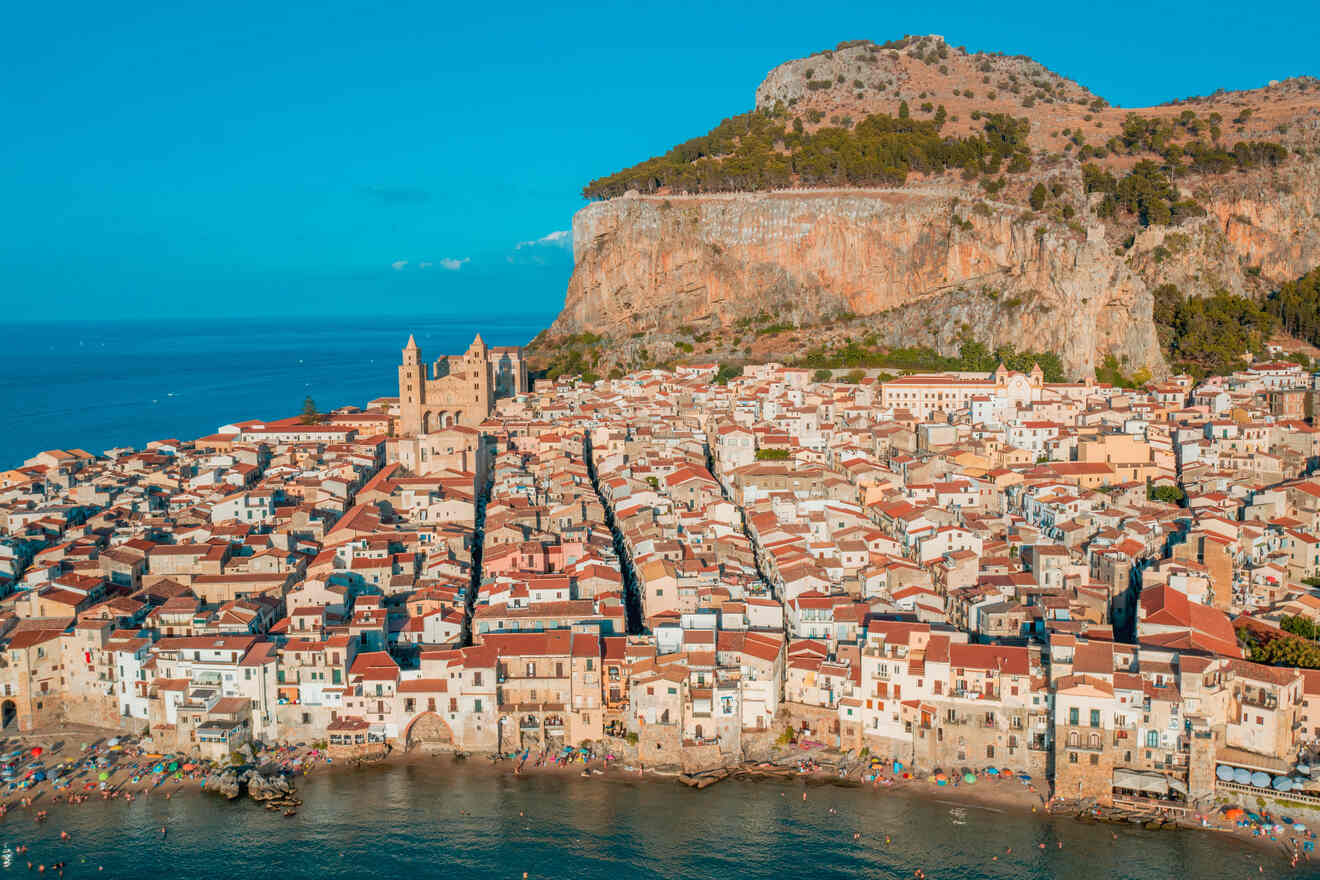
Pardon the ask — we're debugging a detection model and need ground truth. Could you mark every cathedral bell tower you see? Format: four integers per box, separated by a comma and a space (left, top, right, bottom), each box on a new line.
399, 334, 426, 437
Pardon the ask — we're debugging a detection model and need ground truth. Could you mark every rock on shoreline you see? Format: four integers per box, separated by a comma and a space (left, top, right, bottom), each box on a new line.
201, 767, 295, 801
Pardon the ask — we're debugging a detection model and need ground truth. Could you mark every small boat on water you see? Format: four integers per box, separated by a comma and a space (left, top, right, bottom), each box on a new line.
283, 809, 296, 817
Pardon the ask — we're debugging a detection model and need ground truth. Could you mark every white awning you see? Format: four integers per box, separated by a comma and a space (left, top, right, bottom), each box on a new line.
1113, 768, 1170, 795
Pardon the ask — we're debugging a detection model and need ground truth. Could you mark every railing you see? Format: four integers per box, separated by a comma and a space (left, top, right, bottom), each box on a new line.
1217, 780, 1320, 805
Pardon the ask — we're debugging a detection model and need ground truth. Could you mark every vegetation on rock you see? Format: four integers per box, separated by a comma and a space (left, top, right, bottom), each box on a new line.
1152, 284, 1275, 377
1263, 266, 1320, 347
795, 338, 1065, 381
583, 110, 1032, 199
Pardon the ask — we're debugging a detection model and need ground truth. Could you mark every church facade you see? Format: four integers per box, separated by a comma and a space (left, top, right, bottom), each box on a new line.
395, 333, 527, 476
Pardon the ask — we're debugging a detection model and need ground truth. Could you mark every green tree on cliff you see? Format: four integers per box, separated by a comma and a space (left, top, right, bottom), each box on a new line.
1029, 182, 1047, 211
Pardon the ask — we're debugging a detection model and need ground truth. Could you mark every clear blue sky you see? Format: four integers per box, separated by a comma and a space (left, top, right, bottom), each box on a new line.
2, 0, 1316, 321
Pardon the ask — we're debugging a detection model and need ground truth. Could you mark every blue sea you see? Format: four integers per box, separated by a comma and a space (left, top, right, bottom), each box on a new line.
2, 765, 1299, 879
0, 315, 553, 469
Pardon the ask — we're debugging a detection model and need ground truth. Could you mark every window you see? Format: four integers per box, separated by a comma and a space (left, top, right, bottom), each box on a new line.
1069, 752, 1078, 764
1090, 709, 1101, 728
1068, 707, 1079, 726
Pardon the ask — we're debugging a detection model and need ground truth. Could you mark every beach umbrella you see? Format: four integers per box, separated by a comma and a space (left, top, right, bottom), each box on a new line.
98, 772, 108, 781
1273, 777, 1293, 792
1233, 768, 1252, 784
182, 763, 196, 771
1216, 765, 1235, 782
30, 747, 42, 758
963, 773, 977, 784
1251, 771, 1272, 788
985, 767, 1000, 776
168, 762, 178, 771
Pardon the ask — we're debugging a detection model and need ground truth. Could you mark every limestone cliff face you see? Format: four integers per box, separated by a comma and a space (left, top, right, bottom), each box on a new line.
552, 185, 1161, 378
543, 37, 1320, 380
1128, 161, 1320, 299
547, 157, 1320, 379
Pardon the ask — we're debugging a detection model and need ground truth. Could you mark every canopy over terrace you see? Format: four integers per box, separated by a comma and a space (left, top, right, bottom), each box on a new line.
1113, 768, 1188, 796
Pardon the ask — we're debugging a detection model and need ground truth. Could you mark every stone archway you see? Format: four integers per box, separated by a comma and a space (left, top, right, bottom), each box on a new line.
405, 712, 454, 751
1, 700, 15, 730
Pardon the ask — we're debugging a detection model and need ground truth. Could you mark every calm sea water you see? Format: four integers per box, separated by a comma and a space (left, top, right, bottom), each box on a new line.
0, 315, 553, 469
0, 766, 1299, 880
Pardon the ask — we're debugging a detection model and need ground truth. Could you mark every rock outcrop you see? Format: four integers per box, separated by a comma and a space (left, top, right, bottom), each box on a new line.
245, 770, 294, 802
552, 184, 1165, 377
540, 37, 1320, 379
202, 768, 243, 799
201, 766, 296, 801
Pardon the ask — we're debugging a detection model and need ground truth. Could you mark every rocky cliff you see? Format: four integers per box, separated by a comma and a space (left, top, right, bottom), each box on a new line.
541, 37, 1320, 379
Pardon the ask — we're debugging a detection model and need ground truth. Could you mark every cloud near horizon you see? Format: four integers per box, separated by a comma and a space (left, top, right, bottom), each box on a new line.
515, 229, 571, 250
392, 257, 469, 272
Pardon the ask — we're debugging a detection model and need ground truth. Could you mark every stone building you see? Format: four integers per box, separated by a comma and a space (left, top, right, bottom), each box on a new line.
1052, 674, 1119, 803
399, 334, 494, 436
396, 334, 523, 476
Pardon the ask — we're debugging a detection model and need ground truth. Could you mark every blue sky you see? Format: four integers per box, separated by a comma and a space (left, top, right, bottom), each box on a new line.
2, 0, 1316, 321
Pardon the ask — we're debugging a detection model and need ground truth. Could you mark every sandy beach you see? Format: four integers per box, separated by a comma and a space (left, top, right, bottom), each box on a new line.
0, 725, 1312, 872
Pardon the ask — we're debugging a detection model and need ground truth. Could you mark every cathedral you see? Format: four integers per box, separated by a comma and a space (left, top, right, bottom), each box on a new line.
395, 333, 526, 475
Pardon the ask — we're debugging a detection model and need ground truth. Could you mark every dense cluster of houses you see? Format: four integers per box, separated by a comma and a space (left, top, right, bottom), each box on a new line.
4, 343, 1320, 807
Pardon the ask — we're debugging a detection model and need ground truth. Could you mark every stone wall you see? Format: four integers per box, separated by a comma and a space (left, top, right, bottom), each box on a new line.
638, 721, 683, 769
1053, 724, 1116, 803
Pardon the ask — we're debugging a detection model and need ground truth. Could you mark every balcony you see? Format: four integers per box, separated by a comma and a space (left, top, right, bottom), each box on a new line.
1237, 691, 1278, 711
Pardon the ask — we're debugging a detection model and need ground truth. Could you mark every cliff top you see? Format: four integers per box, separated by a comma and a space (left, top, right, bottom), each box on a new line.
583, 35, 1320, 199
754, 36, 1320, 154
